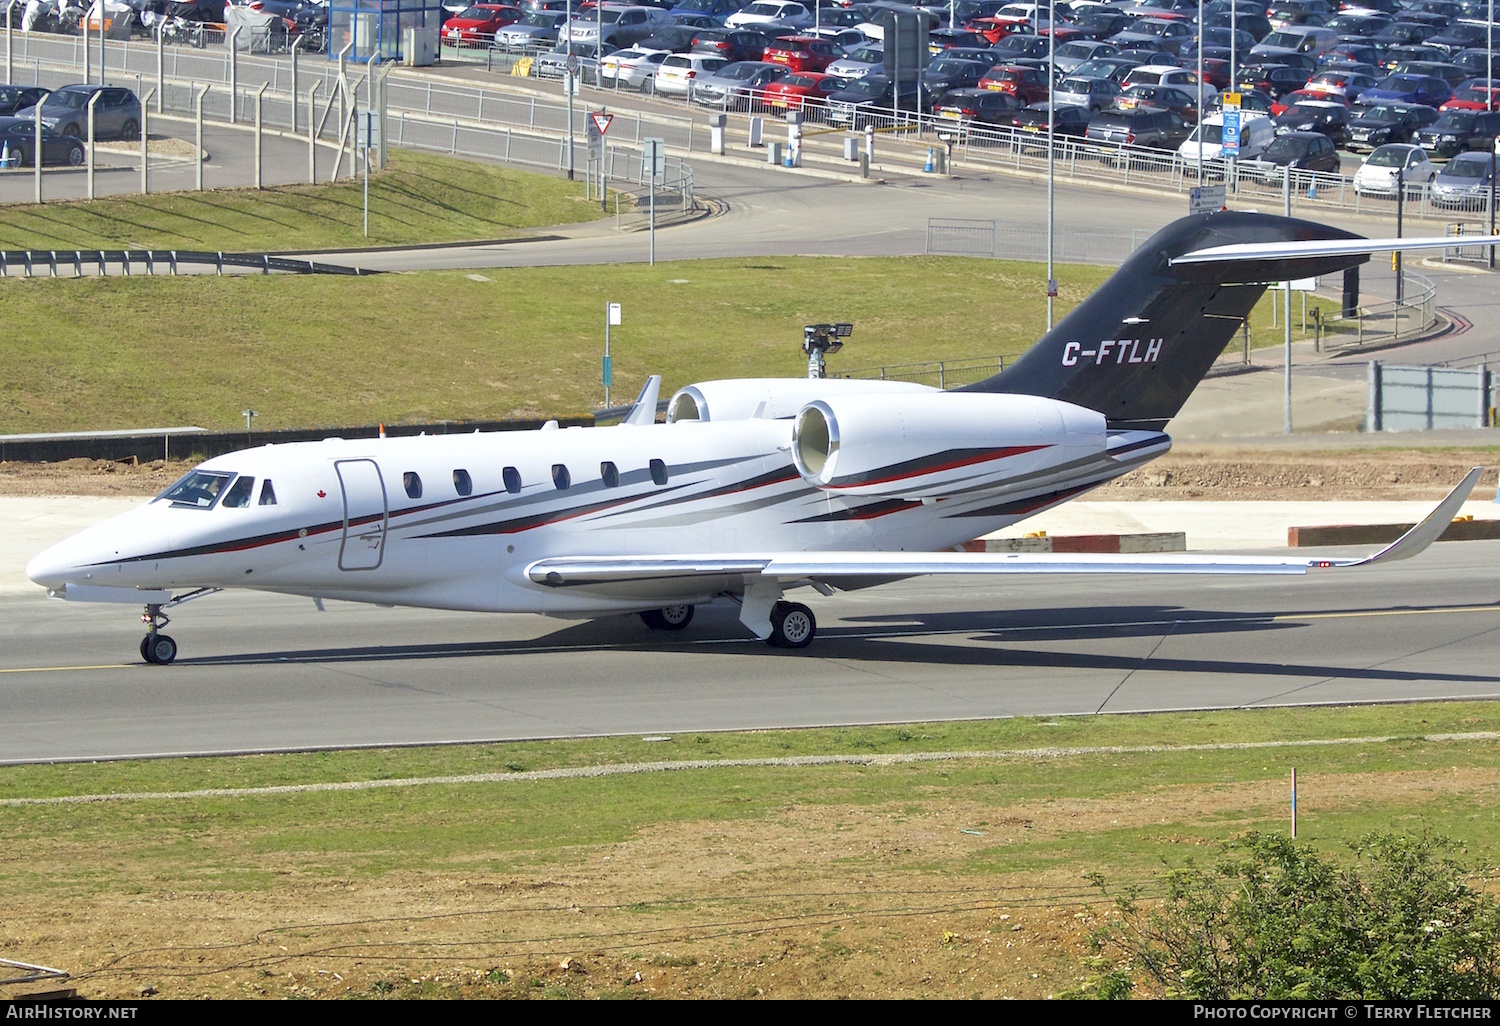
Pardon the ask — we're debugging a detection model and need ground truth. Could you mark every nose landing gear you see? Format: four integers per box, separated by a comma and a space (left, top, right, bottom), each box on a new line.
140, 603, 178, 665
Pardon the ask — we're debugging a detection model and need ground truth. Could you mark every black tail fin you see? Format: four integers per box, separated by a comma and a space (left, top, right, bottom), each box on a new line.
962, 211, 1369, 430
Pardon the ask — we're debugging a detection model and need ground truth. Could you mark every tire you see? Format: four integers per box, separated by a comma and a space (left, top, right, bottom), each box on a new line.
67, 144, 84, 167
120, 118, 140, 141
146, 634, 178, 665
640, 604, 694, 631
767, 601, 815, 649
62, 122, 80, 139
140, 635, 155, 663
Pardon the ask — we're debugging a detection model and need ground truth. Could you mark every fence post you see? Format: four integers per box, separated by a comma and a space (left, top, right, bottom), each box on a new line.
1367, 360, 1381, 432
194, 84, 209, 191
307, 81, 321, 184
141, 88, 153, 196
228, 27, 241, 123
1480, 364, 1490, 428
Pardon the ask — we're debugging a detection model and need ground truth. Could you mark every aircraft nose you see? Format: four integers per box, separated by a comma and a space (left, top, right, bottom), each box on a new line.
26, 541, 79, 592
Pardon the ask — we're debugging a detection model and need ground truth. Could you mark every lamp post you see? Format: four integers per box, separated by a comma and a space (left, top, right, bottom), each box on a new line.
566, 0, 574, 180
1047, 0, 1055, 331
1197, 0, 1203, 184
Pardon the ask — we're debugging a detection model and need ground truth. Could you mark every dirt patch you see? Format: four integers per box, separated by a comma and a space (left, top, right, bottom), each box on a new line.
5, 764, 1498, 1000
2, 448, 1496, 502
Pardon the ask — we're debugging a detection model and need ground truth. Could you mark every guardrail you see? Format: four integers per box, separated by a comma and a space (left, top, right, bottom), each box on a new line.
831, 355, 1007, 390
1318, 272, 1438, 352
0, 249, 374, 276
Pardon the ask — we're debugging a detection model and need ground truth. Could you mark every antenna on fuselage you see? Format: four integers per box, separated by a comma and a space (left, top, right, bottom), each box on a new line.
803, 322, 853, 380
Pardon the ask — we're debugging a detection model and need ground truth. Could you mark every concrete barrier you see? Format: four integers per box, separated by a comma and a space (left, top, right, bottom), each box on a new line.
967, 532, 1187, 554
1288, 519, 1500, 546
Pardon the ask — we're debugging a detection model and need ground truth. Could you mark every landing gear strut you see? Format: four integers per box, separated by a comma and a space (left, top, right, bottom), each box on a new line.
767, 601, 815, 648
640, 604, 695, 631
140, 603, 177, 665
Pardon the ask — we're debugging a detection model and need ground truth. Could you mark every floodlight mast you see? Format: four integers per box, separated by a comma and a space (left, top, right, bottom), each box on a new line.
803, 322, 853, 378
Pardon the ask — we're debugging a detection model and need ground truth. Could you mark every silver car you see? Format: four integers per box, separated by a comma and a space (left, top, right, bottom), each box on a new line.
15, 84, 140, 141
825, 44, 883, 83
1431, 151, 1497, 210
492, 10, 568, 50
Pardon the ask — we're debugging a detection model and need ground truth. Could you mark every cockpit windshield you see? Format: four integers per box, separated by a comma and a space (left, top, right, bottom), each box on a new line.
157, 469, 235, 508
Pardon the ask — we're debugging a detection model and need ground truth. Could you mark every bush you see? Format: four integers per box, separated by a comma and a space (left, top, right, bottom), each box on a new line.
1077, 831, 1500, 999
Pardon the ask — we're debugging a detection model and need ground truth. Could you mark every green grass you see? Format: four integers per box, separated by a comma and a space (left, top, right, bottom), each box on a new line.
0, 150, 610, 251
4, 703, 1500, 899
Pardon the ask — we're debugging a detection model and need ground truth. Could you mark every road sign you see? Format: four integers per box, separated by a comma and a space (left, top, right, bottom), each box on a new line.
1189, 185, 1225, 215
1222, 107, 1241, 156
357, 110, 379, 153
590, 112, 613, 136
608, 302, 621, 326
1222, 91, 1241, 109
643, 137, 666, 178
586, 117, 603, 161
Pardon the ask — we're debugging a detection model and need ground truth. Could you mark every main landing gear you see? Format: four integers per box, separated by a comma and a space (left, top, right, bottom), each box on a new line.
140, 603, 178, 665
640, 604, 695, 631
767, 601, 815, 649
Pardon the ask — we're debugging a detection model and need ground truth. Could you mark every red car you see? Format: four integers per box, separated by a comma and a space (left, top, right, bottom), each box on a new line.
966, 16, 1031, 44
1442, 84, 1500, 111
978, 63, 1051, 104
442, 4, 522, 43
762, 36, 842, 73
1269, 88, 1348, 117
762, 72, 840, 112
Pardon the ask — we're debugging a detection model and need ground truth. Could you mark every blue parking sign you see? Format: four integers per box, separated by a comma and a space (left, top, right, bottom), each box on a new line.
1222, 109, 1241, 155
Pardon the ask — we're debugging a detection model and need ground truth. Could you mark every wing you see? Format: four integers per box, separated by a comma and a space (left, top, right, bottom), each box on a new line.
527, 470, 1483, 635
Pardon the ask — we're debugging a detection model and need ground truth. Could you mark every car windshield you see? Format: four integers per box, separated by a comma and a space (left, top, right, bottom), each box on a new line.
1195, 123, 1225, 143
1133, 20, 1170, 37
719, 63, 767, 80
1263, 136, 1311, 158
1357, 105, 1401, 122
839, 75, 887, 98
843, 46, 882, 61
46, 90, 94, 110
1260, 30, 1308, 47
743, 2, 783, 13
930, 59, 974, 74
1433, 111, 1477, 130
157, 470, 235, 509
1443, 156, 1489, 177
1367, 146, 1411, 166
1284, 104, 1337, 119
520, 12, 553, 24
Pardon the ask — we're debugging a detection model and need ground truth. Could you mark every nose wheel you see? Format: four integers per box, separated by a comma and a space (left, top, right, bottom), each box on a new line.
140, 603, 178, 665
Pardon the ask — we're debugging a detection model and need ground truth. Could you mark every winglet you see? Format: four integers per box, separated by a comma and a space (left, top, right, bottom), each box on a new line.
1349, 467, 1484, 566
622, 375, 662, 427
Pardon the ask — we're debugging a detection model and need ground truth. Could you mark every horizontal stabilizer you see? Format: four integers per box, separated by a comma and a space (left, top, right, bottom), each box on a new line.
1172, 235, 1500, 267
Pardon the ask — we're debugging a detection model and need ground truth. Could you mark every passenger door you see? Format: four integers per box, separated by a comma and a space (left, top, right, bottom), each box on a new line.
336, 459, 388, 571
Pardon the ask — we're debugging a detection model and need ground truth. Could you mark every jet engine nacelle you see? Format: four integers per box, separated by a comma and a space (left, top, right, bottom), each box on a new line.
667, 378, 938, 424
791, 392, 1108, 498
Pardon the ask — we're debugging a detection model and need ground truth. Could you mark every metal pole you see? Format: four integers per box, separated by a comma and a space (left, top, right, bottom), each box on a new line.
1396, 166, 1404, 304
86, 89, 100, 199
604, 301, 610, 409
1284, 167, 1292, 434
156, 28, 164, 113
291, 34, 303, 135
649, 160, 655, 266
228, 27, 240, 124
254, 81, 267, 188
307, 82, 319, 183
1196, 0, 1203, 184
363, 114, 369, 236
1290, 767, 1297, 839
194, 84, 209, 191
1230, 2, 1237, 95
32, 98, 40, 203
1046, 0, 1055, 331
141, 87, 152, 195
98, 0, 104, 85
83, 10, 90, 85
5, 0, 17, 86
566, 0, 574, 179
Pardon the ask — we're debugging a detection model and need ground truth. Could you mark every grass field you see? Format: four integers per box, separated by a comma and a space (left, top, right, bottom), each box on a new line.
4, 702, 1499, 998
1, 255, 1332, 435
0, 150, 610, 252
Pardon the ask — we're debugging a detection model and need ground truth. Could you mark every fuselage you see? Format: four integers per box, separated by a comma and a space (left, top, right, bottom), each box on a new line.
27, 388, 1170, 617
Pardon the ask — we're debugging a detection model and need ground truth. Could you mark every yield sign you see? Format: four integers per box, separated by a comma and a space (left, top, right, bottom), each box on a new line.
590, 112, 614, 136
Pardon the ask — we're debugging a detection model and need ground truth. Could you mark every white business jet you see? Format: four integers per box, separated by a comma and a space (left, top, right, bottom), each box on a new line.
25, 211, 1490, 663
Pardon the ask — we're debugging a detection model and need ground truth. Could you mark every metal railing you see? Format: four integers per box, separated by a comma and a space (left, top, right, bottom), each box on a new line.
1318, 272, 1439, 351
0, 248, 374, 276
831, 355, 1007, 390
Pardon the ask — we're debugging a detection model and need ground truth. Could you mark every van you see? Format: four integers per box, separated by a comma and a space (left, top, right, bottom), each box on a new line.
1249, 25, 1338, 60
1177, 110, 1275, 162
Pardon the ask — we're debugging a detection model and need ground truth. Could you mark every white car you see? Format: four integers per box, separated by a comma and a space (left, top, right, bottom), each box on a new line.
724, 0, 813, 31
654, 53, 729, 97
825, 43, 883, 82
1353, 143, 1437, 197
562, 5, 669, 47
600, 46, 671, 89
1177, 110, 1275, 163
1121, 64, 1218, 100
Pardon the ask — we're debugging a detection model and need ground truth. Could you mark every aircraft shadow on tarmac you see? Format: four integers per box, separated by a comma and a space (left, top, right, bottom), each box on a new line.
174, 601, 1500, 690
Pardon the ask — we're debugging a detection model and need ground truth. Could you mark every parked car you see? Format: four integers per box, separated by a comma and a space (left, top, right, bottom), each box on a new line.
1085, 107, 1193, 148
667, 0, 743, 25
492, 9, 567, 49
762, 71, 842, 113
1272, 100, 1351, 147
1240, 130, 1342, 177
600, 46, 672, 89
1429, 149, 1497, 208
931, 86, 1023, 127
762, 35, 844, 72
654, 52, 729, 96
1413, 109, 1500, 158
978, 63, 1050, 103
826, 73, 932, 127
691, 28, 776, 62
1012, 102, 1091, 137
563, 5, 672, 48
923, 57, 991, 95
0, 117, 84, 166
1178, 109, 1276, 162
1054, 74, 1123, 111
692, 60, 788, 108
442, 5, 522, 44
1115, 84, 1200, 122
1346, 102, 1440, 151
724, 0, 813, 31
1442, 82, 1500, 111
14, 85, 140, 141
534, 41, 619, 78
1107, 17, 1195, 56
1352, 142, 1437, 195
0, 86, 48, 118
826, 43, 884, 82
1359, 72, 1453, 107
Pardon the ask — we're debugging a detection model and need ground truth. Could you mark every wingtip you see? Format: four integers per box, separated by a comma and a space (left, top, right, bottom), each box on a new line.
1355, 467, 1485, 566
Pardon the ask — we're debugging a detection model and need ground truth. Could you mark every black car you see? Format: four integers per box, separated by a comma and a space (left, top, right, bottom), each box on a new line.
1272, 101, 1350, 148
1235, 63, 1308, 98
1085, 108, 1192, 148
1012, 102, 1090, 137
1245, 130, 1342, 175
691, 28, 774, 63
0, 86, 47, 118
826, 74, 932, 128
923, 58, 990, 95
931, 87, 1022, 127
0, 118, 85, 167
1346, 102, 1439, 151
1413, 110, 1500, 158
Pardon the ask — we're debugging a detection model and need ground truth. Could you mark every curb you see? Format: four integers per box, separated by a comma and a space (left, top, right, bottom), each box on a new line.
1288, 518, 1500, 547
965, 532, 1187, 554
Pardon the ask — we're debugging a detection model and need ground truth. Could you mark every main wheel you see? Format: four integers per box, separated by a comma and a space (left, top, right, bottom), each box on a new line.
67, 144, 84, 166
640, 604, 694, 631
145, 633, 178, 665
767, 601, 815, 649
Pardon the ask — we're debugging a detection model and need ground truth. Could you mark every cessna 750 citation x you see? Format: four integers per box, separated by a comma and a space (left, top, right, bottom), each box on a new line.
26, 211, 1489, 664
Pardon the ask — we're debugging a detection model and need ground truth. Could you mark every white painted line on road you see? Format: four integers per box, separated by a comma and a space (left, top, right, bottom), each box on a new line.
6, 731, 1497, 807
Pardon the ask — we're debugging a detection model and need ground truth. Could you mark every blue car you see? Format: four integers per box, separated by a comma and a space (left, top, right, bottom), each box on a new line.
1358, 73, 1453, 107
668, 0, 743, 26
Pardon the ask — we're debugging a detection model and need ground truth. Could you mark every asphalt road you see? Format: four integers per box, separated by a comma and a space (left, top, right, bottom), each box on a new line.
5, 540, 1498, 763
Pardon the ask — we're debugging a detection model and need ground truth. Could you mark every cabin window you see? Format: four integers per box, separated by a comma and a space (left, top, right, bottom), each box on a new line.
222, 476, 255, 508
158, 469, 233, 508
650, 459, 668, 486
453, 469, 473, 496
601, 461, 620, 488
258, 479, 277, 506
503, 466, 522, 494
552, 464, 571, 490
404, 472, 423, 499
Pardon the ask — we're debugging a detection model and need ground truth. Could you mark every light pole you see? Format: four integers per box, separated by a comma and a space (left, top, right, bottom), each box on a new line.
566, 0, 574, 180
1047, 0, 1055, 331
1196, 0, 1203, 184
